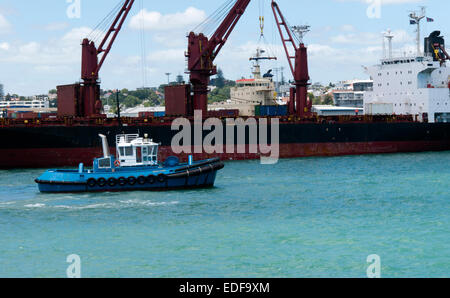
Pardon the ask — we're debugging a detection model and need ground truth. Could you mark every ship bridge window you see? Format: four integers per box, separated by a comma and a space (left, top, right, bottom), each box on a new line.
119, 146, 133, 157
147, 145, 159, 164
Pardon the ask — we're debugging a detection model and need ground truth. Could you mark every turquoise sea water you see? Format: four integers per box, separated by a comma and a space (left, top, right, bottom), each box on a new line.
0, 152, 449, 278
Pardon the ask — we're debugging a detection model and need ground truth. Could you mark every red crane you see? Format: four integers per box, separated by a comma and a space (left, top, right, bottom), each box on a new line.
186, 0, 251, 114
271, 0, 311, 118
58, 0, 135, 118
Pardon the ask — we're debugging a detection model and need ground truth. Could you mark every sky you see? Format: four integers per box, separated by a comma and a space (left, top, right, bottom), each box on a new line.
0, 0, 449, 96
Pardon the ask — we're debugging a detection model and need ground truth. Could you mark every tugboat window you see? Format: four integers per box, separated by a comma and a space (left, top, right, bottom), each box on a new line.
125, 147, 133, 156
98, 158, 111, 168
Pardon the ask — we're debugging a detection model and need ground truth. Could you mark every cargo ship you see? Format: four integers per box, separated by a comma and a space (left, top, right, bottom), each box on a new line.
0, 1, 449, 168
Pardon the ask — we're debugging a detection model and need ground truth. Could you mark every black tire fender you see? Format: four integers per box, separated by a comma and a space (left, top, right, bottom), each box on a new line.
107, 178, 117, 187
97, 178, 107, 187
87, 178, 97, 188
157, 174, 167, 183
128, 176, 137, 186
137, 176, 146, 185
118, 177, 127, 186
147, 175, 156, 184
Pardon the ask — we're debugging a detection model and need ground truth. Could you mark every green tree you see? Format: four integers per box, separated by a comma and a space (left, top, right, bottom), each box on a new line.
208, 86, 231, 103
323, 94, 334, 105
122, 95, 140, 108
215, 69, 225, 88
48, 89, 57, 95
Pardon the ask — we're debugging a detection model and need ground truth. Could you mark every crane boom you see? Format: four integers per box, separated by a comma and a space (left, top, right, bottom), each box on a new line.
73, 0, 135, 118
96, 0, 135, 76
187, 0, 251, 114
271, 0, 311, 118
82, 0, 135, 82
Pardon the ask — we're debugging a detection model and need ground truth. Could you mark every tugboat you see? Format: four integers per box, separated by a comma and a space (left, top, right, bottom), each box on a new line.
35, 134, 225, 193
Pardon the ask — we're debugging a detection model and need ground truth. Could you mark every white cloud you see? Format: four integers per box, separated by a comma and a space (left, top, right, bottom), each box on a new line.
331, 29, 414, 45
0, 13, 11, 34
337, 0, 422, 4
129, 7, 206, 32
0, 27, 104, 68
44, 22, 70, 31
340, 25, 356, 32
147, 48, 185, 63
0, 42, 9, 50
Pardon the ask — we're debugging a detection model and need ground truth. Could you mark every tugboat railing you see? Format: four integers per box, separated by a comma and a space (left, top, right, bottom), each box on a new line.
116, 134, 139, 144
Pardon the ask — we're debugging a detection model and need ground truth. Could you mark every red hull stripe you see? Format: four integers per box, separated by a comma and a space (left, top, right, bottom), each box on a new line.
1, 141, 450, 168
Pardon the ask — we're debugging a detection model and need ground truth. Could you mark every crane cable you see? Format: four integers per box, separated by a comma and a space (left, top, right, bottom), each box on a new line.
259, 0, 265, 38
204, 0, 236, 37
257, 0, 277, 60
192, 0, 237, 38
88, 0, 126, 43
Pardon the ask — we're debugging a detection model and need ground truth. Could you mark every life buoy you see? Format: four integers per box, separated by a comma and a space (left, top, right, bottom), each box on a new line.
157, 174, 167, 183
114, 160, 121, 167
147, 175, 156, 184
87, 178, 97, 188
137, 176, 146, 185
97, 178, 107, 187
108, 178, 117, 187
128, 176, 137, 185
118, 177, 127, 186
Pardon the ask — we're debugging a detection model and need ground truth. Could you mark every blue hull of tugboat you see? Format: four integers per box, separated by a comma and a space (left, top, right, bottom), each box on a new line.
35, 158, 224, 193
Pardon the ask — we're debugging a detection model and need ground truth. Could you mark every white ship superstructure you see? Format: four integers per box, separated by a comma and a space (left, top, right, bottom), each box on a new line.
210, 48, 277, 116
364, 12, 450, 123
365, 55, 449, 122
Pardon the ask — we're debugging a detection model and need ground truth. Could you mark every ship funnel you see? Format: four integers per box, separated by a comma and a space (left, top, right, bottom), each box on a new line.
99, 134, 110, 158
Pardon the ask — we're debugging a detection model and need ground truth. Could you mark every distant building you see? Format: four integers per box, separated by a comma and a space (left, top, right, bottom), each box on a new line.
0, 84, 4, 100
0, 99, 49, 109
119, 106, 165, 118
34, 95, 49, 101
332, 80, 373, 108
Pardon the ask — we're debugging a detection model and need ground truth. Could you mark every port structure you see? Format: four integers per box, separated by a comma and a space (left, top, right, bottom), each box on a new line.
174, 0, 313, 119
57, 0, 314, 119
185, 0, 251, 115
271, 1, 311, 118
58, 0, 135, 118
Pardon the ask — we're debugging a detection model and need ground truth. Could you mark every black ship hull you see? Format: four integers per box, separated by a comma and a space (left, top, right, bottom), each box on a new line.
1, 120, 449, 168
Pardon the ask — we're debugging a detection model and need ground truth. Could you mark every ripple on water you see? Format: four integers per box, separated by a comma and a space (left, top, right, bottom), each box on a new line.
1, 152, 450, 277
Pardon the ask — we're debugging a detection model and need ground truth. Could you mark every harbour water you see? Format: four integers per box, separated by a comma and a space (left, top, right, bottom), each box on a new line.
0, 152, 449, 278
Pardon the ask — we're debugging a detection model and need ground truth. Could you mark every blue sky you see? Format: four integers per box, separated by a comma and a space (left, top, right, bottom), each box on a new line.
0, 0, 448, 95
